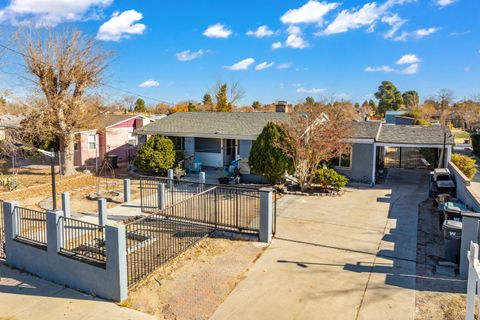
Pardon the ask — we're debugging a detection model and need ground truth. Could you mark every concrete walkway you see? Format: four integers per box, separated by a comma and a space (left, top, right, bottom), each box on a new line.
211, 169, 429, 320
0, 263, 156, 320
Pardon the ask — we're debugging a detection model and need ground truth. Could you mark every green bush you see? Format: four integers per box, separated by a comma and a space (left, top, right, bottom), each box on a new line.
314, 168, 348, 190
471, 134, 480, 156
451, 153, 477, 179
249, 122, 293, 184
133, 136, 175, 175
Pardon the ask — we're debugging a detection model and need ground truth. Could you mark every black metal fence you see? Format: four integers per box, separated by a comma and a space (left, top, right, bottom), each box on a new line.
0, 200, 4, 259
15, 207, 47, 247
59, 216, 106, 265
125, 189, 216, 286
139, 176, 261, 234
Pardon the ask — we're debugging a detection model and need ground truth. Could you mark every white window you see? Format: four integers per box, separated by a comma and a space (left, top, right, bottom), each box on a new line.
127, 132, 137, 145
334, 147, 352, 169
87, 135, 96, 150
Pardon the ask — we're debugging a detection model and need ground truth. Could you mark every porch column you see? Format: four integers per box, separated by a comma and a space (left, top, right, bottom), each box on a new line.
446, 145, 452, 165
371, 144, 377, 186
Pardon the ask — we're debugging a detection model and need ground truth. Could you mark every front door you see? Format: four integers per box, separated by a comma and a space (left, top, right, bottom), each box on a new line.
224, 139, 235, 165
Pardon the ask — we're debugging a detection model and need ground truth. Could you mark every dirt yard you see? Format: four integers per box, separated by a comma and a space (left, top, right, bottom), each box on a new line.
124, 237, 265, 320
415, 199, 469, 319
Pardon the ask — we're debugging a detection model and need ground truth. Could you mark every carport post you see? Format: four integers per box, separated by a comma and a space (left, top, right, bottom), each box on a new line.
158, 183, 166, 210
98, 198, 107, 226
61, 192, 71, 218
123, 179, 131, 203
259, 187, 273, 243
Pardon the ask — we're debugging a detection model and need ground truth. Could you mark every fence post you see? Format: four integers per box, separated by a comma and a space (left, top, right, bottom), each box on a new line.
105, 224, 128, 302
259, 187, 273, 243
61, 192, 71, 218
46, 210, 63, 253
460, 213, 480, 278
199, 171, 205, 183
3, 201, 19, 242
158, 183, 166, 210
98, 198, 107, 226
123, 179, 131, 203
167, 169, 174, 189
466, 241, 479, 320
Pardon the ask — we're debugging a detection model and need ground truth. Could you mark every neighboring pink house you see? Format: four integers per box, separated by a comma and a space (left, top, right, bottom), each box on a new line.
74, 114, 150, 168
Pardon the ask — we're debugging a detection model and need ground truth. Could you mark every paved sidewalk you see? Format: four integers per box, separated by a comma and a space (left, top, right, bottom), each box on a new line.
211, 169, 428, 320
0, 263, 156, 320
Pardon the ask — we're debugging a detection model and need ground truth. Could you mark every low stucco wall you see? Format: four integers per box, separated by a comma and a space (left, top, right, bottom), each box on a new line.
336, 143, 374, 185
3, 204, 127, 301
448, 162, 480, 211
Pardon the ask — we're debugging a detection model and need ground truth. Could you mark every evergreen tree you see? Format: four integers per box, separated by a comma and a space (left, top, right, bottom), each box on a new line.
202, 93, 212, 105
134, 98, 147, 113
215, 83, 232, 112
305, 96, 315, 105
133, 136, 175, 175
252, 101, 262, 110
374, 81, 403, 115
249, 122, 292, 184
402, 90, 420, 109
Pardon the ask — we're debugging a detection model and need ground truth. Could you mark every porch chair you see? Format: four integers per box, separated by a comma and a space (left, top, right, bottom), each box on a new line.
188, 156, 203, 174
223, 159, 240, 177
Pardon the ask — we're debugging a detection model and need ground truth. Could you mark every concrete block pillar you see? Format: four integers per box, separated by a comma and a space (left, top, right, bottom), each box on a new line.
105, 224, 128, 302
158, 183, 166, 210
199, 171, 206, 184
46, 210, 63, 253
460, 212, 480, 278
61, 192, 71, 218
98, 198, 107, 226
259, 188, 273, 243
3, 201, 19, 242
167, 169, 174, 189
123, 179, 131, 203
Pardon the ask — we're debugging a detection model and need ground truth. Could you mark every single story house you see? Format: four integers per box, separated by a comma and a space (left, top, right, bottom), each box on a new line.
74, 114, 150, 167
135, 112, 454, 185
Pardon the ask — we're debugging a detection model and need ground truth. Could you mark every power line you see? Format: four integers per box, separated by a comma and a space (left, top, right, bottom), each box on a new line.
0, 42, 175, 106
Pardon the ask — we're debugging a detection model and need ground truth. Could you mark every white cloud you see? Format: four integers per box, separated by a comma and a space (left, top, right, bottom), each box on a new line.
286, 34, 309, 49
225, 58, 255, 71
277, 63, 292, 69
203, 23, 232, 38
296, 87, 327, 94
414, 27, 439, 38
436, 0, 456, 7
365, 65, 395, 73
139, 79, 159, 88
321, 3, 381, 35
396, 54, 420, 64
255, 61, 275, 71
0, 0, 112, 27
287, 25, 302, 35
401, 63, 419, 74
382, 14, 406, 39
281, 1, 339, 25
176, 49, 204, 61
96, 10, 146, 41
272, 41, 282, 50
246, 25, 274, 38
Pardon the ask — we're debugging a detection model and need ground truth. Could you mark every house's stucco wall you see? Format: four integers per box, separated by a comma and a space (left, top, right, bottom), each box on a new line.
74, 131, 98, 167
336, 143, 374, 184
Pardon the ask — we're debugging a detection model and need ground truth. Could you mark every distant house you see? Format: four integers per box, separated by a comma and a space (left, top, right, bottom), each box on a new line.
136, 111, 454, 185
74, 114, 151, 167
0, 115, 24, 141
384, 110, 407, 124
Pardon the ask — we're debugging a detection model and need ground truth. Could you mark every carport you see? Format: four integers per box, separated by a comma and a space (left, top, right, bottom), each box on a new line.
370, 124, 454, 184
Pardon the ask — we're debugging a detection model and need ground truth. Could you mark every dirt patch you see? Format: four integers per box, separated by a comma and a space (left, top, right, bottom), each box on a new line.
125, 237, 265, 320
415, 199, 468, 319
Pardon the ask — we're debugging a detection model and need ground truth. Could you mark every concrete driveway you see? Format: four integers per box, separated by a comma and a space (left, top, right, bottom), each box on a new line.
211, 169, 429, 320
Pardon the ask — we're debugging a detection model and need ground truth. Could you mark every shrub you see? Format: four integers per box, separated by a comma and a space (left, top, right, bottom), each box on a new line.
471, 134, 480, 156
133, 136, 175, 175
451, 153, 477, 179
249, 122, 293, 184
314, 168, 348, 190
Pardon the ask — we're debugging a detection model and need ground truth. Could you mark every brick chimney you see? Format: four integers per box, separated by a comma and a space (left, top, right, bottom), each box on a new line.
275, 100, 289, 113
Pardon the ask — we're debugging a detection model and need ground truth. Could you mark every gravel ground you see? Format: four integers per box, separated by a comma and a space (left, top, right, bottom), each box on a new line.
124, 237, 266, 320
415, 199, 469, 319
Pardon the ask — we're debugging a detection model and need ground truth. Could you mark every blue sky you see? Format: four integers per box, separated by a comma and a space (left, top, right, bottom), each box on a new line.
0, 0, 478, 105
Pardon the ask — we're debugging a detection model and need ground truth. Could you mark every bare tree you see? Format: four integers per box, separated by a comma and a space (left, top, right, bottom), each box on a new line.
432, 89, 454, 125
19, 29, 108, 175
277, 107, 354, 191
211, 80, 246, 110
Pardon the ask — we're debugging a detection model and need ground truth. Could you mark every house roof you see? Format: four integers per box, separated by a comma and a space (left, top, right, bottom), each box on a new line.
135, 112, 291, 139
377, 124, 454, 145
353, 121, 381, 139
99, 114, 143, 129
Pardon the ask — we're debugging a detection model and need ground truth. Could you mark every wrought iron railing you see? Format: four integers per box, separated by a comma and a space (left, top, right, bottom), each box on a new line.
15, 207, 47, 247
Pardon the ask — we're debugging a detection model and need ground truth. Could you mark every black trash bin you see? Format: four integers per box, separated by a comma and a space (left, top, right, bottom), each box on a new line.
442, 220, 462, 263
436, 180, 456, 197
107, 154, 119, 168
